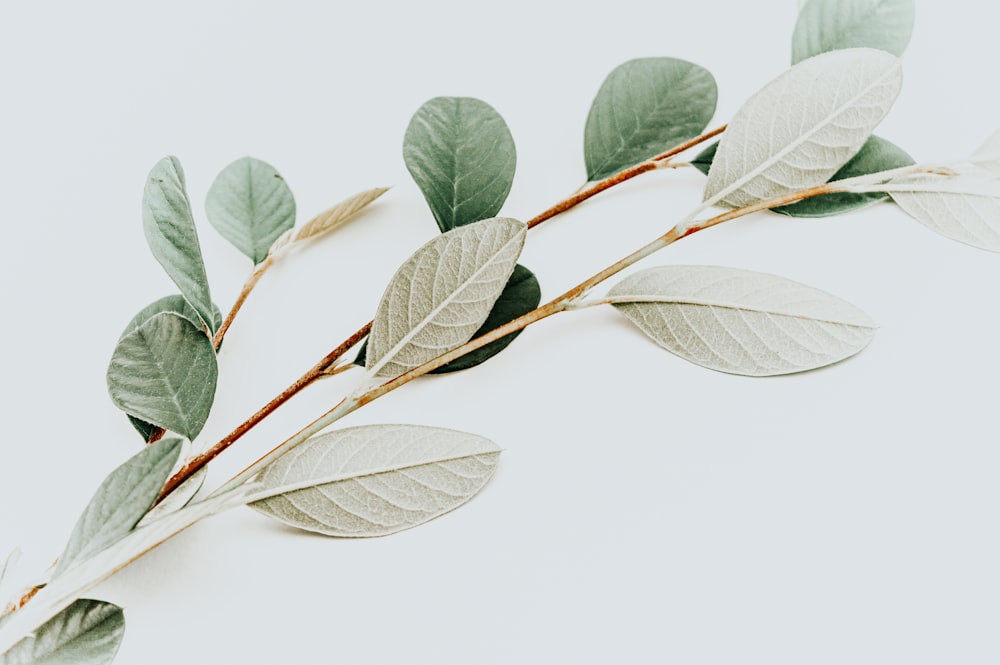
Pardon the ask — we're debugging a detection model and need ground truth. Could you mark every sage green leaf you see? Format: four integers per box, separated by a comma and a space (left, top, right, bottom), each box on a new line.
142, 156, 214, 333
55, 437, 182, 575
403, 97, 516, 232
584, 57, 717, 181
121, 294, 223, 340
106, 312, 218, 440
0, 598, 124, 665
774, 135, 914, 216
607, 265, 876, 376
126, 415, 158, 442
704, 48, 902, 210
366, 217, 526, 378
136, 467, 207, 527
431, 263, 540, 373
792, 0, 916, 64
205, 157, 296, 264
250, 424, 501, 537
877, 175, 1000, 252
353, 264, 541, 372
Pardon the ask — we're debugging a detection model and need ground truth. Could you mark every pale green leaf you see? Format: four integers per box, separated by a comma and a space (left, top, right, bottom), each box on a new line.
142, 156, 214, 333
792, 0, 916, 63
366, 217, 526, 378
250, 424, 501, 537
877, 174, 1000, 252
607, 265, 876, 376
704, 48, 902, 210
136, 467, 207, 527
106, 312, 218, 440
55, 437, 183, 575
584, 57, 717, 181
403, 97, 516, 232
205, 157, 296, 264
0, 599, 124, 665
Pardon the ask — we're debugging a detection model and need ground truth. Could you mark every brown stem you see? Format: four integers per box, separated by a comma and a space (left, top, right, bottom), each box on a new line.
159, 125, 728, 500
525, 124, 726, 229
156, 322, 371, 502
213, 256, 275, 349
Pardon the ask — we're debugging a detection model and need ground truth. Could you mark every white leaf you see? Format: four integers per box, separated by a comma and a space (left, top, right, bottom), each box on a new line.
607, 266, 876, 376
704, 48, 902, 210
249, 424, 502, 537
366, 217, 526, 378
883, 174, 1000, 252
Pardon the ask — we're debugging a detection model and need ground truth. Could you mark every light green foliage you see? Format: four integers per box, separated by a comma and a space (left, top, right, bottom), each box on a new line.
366, 217, 526, 378
142, 157, 215, 334
584, 57, 717, 181
793, 0, 916, 63
56, 438, 182, 575
251, 424, 501, 537
607, 266, 876, 376
704, 48, 902, 209
0, 599, 124, 665
404, 97, 516, 232
205, 157, 296, 264
106, 312, 218, 441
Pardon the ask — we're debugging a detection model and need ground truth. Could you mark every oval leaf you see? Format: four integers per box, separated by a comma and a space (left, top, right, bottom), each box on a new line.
606, 265, 876, 376
205, 156, 296, 264
250, 424, 502, 537
403, 97, 516, 232
106, 312, 218, 440
121, 294, 223, 340
142, 156, 215, 333
703, 48, 902, 210
884, 176, 1000, 252
0, 598, 124, 665
774, 135, 914, 217
366, 217, 526, 378
55, 437, 183, 575
584, 57, 717, 181
354, 263, 541, 373
281, 187, 389, 249
792, 0, 916, 64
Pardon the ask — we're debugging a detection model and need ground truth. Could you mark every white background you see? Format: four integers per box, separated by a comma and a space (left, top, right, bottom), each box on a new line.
2, 1, 999, 663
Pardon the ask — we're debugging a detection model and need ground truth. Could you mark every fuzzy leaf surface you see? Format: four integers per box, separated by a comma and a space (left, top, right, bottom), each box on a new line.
584, 57, 717, 181
607, 265, 876, 376
404, 97, 516, 232
366, 217, 526, 378
0, 599, 124, 665
55, 437, 183, 575
205, 156, 296, 264
792, 0, 916, 63
106, 312, 218, 440
250, 424, 501, 537
355, 263, 541, 373
882, 175, 1000, 252
142, 156, 214, 333
703, 48, 902, 210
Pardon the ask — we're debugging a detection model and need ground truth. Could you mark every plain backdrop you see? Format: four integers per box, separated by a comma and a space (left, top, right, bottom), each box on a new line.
2, 1, 999, 663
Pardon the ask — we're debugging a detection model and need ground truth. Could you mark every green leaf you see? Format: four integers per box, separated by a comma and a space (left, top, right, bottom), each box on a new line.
205, 157, 296, 264
106, 312, 218, 441
55, 437, 183, 575
354, 263, 541, 373
775, 135, 914, 216
692, 136, 914, 217
366, 217, 526, 378
0, 599, 124, 665
403, 97, 516, 232
792, 0, 916, 64
142, 156, 215, 334
584, 58, 717, 181
703, 48, 902, 210
250, 424, 501, 537
120, 294, 223, 340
